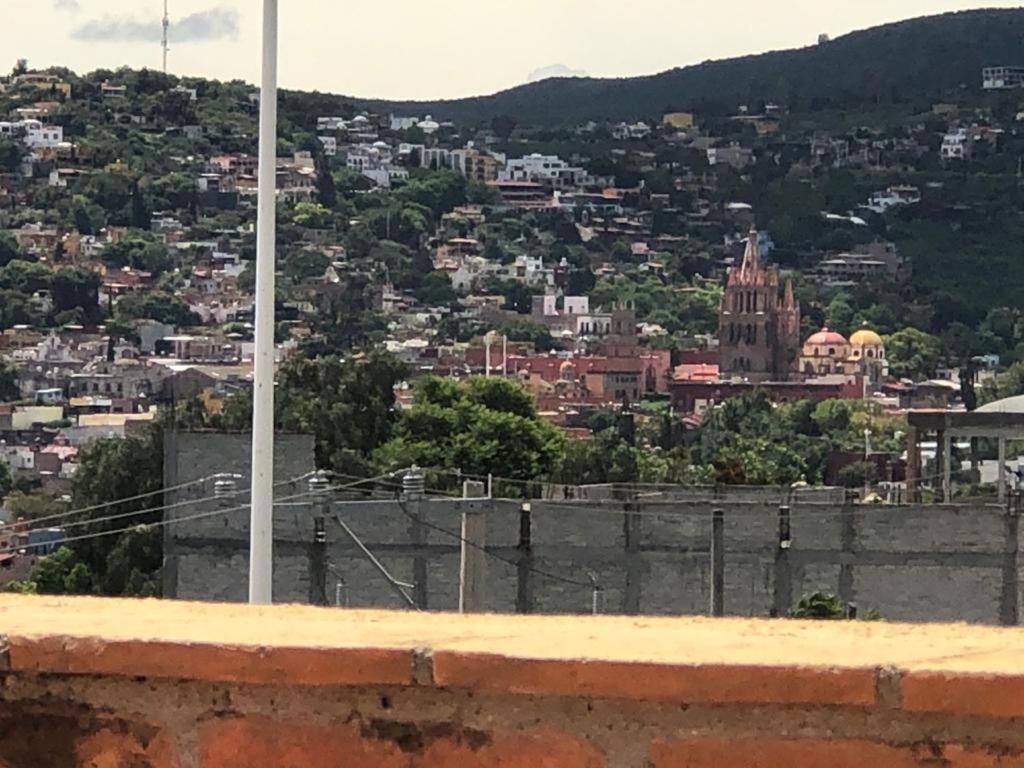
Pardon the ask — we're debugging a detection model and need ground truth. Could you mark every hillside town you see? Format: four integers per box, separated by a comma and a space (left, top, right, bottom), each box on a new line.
17, 8, 1024, 767
5, 54, 1024, 581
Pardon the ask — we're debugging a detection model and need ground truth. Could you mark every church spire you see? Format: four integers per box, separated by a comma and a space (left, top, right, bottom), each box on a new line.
783, 278, 795, 310
740, 227, 761, 277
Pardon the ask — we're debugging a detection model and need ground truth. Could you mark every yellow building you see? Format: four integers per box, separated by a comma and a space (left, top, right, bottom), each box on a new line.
799, 324, 888, 383
662, 112, 695, 130
849, 326, 888, 384
13, 73, 72, 99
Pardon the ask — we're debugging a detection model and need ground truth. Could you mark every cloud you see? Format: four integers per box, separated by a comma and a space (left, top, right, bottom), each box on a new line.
53, 0, 80, 12
527, 63, 589, 82
71, 6, 240, 44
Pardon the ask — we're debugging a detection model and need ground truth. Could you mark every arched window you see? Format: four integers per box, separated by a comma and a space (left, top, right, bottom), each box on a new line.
867, 350, 874, 359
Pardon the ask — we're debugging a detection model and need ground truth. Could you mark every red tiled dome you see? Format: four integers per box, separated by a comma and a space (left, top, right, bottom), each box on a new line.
805, 326, 848, 346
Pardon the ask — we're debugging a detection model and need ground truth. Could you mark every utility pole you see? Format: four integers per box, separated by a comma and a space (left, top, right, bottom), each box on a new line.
161, 0, 170, 74
248, 0, 279, 605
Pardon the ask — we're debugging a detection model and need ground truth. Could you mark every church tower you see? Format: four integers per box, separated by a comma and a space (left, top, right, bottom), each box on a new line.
718, 228, 801, 381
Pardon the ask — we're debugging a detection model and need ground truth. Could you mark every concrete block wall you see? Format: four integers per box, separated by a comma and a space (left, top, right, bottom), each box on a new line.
163, 433, 1022, 624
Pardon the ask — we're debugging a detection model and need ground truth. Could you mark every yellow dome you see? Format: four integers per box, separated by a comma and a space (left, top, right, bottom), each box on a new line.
850, 328, 883, 347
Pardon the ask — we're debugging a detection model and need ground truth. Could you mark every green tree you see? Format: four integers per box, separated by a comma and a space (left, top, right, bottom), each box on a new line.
52, 267, 102, 321
0, 358, 19, 401
375, 376, 564, 481
277, 352, 407, 476
292, 202, 333, 229
0, 459, 12, 504
67, 428, 164, 596
0, 259, 51, 294
315, 151, 337, 209
116, 291, 197, 326
467, 180, 500, 205
0, 138, 25, 173
284, 249, 330, 282
0, 233, 25, 268
886, 327, 943, 380
29, 546, 95, 595
500, 319, 555, 352
415, 271, 456, 306
490, 114, 517, 141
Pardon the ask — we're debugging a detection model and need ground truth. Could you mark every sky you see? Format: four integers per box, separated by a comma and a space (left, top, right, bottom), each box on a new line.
4, 0, 1023, 100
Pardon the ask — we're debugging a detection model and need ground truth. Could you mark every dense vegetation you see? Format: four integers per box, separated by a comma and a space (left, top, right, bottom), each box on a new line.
338, 9, 1024, 124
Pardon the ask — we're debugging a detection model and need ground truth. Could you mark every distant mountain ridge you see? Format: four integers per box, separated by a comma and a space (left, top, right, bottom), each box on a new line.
321, 8, 1024, 125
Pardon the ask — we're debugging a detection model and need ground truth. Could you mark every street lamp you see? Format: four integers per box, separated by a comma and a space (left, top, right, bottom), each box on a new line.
249, 0, 278, 605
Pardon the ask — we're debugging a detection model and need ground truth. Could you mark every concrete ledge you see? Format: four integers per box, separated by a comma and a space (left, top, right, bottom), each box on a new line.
431, 653, 877, 706
6, 595, 1024, 715
10, 597, 1024, 766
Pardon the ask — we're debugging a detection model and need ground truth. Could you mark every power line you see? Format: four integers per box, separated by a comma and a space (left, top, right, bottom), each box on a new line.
6, 470, 320, 536
2, 474, 217, 530
1, 473, 395, 557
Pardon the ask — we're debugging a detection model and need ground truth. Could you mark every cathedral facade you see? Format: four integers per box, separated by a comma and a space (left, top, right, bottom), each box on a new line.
718, 229, 801, 381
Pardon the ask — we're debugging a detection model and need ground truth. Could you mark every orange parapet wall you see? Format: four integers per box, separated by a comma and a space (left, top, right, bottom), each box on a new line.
4, 595, 1024, 766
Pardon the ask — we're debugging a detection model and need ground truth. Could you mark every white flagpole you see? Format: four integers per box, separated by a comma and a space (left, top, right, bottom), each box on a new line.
249, 0, 278, 605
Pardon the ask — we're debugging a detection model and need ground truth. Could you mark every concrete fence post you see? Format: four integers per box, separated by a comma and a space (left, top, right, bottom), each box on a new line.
309, 516, 328, 606
402, 469, 428, 610
1001, 491, 1021, 626
459, 481, 487, 613
516, 502, 533, 614
623, 495, 642, 615
710, 508, 724, 617
772, 505, 792, 617
838, 495, 857, 608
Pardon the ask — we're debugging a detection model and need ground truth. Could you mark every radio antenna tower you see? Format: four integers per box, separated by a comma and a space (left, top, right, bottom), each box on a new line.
161, 0, 170, 73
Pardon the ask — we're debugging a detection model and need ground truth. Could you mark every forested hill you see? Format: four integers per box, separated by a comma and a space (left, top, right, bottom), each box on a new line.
333, 8, 1024, 124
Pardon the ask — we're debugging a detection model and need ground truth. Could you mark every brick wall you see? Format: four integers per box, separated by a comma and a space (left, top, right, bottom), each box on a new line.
5, 596, 1024, 767
164, 433, 1022, 624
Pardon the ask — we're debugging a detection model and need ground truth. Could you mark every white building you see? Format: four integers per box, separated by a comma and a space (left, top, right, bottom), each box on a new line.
0, 119, 64, 149
421, 147, 451, 169
361, 166, 410, 189
863, 185, 921, 214
983, 66, 1024, 90
500, 154, 587, 189
317, 116, 348, 131
318, 136, 337, 156
612, 121, 652, 140
707, 143, 754, 169
390, 115, 420, 131
417, 116, 440, 135
508, 255, 553, 287
345, 143, 393, 172
940, 129, 972, 161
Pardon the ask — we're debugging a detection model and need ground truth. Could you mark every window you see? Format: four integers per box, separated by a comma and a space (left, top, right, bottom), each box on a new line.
828, 348, 835, 356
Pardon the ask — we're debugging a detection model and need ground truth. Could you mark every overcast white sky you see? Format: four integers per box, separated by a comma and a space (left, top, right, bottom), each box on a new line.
5, 1, 1022, 100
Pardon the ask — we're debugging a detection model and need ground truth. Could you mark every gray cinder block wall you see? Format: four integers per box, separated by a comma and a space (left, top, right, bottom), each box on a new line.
163, 432, 1021, 625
